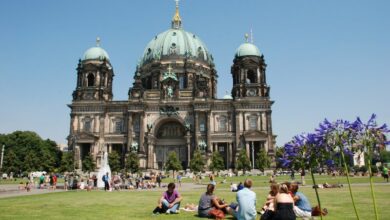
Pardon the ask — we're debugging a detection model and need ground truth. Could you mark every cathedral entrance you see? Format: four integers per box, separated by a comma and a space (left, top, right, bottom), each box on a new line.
155, 121, 187, 170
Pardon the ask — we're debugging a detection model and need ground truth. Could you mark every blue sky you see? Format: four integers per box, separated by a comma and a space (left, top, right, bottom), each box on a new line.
0, 0, 389, 146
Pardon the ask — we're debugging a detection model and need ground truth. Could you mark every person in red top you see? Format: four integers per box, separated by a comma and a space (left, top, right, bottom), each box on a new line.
52, 174, 57, 190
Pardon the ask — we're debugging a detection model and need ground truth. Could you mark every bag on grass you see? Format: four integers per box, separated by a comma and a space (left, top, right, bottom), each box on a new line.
312, 205, 328, 216
208, 208, 225, 220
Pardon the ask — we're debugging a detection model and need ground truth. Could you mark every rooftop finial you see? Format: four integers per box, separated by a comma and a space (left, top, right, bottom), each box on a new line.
250, 28, 254, 43
244, 33, 249, 43
172, 0, 182, 29
96, 37, 101, 47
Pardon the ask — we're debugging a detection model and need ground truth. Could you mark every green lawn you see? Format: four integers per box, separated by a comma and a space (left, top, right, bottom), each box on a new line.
0, 176, 389, 220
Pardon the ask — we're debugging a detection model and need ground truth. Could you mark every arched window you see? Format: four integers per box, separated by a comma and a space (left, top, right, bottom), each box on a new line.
247, 70, 256, 83
87, 73, 95, 87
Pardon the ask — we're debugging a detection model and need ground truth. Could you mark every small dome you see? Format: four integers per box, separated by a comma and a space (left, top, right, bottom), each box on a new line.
140, 28, 213, 66
223, 94, 233, 99
83, 47, 110, 61
235, 43, 261, 57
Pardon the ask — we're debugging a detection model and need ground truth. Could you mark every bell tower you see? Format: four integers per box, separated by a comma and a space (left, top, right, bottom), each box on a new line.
231, 34, 269, 99
73, 37, 114, 101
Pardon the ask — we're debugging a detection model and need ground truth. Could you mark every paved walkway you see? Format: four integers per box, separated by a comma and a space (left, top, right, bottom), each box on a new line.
0, 181, 388, 199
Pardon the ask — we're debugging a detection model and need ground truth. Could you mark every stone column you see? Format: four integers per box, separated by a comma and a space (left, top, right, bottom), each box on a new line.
245, 142, 250, 158
206, 111, 211, 153
186, 134, 191, 167
139, 113, 145, 153
127, 113, 133, 152
194, 111, 199, 149
228, 142, 233, 168
109, 144, 112, 153
147, 135, 154, 169
235, 112, 241, 150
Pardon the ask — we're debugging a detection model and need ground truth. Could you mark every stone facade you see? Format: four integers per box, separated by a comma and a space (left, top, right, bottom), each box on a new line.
68, 4, 276, 171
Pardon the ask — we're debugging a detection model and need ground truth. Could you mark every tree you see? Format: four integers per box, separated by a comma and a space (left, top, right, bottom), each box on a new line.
0, 131, 61, 173
236, 148, 251, 173
255, 149, 271, 172
82, 153, 95, 173
3, 149, 19, 174
108, 151, 121, 173
125, 152, 139, 174
209, 151, 225, 172
165, 151, 182, 178
380, 150, 390, 163
190, 148, 205, 173
59, 152, 74, 172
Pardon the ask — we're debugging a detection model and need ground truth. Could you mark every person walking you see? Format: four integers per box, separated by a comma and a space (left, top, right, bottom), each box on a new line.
382, 165, 389, 182
103, 172, 110, 191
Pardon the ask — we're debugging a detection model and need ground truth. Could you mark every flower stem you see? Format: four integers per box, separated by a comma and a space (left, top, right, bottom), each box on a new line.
341, 150, 360, 220
367, 147, 379, 220
310, 167, 323, 220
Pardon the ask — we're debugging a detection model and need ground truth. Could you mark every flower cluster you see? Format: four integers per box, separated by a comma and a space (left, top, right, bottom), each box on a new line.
279, 114, 389, 170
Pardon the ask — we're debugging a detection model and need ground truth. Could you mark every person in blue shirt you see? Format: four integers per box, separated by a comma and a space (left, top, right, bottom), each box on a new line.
228, 179, 257, 220
290, 182, 312, 219
103, 172, 110, 191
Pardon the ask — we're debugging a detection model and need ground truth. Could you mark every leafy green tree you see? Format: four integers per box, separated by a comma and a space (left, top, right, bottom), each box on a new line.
209, 151, 225, 172
380, 150, 390, 163
236, 148, 251, 173
59, 152, 74, 172
165, 151, 182, 178
3, 149, 19, 174
190, 148, 205, 173
0, 131, 61, 173
108, 151, 121, 172
82, 153, 96, 173
125, 152, 139, 174
255, 149, 271, 172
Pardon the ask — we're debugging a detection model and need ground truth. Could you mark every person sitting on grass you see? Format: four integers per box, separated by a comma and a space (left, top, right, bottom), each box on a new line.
198, 184, 230, 219
261, 183, 279, 215
153, 182, 182, 214
228, 179, 257, 220
290, 182, 312, 220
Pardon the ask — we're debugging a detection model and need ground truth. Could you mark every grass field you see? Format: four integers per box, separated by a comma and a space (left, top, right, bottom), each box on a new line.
0, 175, 389, 220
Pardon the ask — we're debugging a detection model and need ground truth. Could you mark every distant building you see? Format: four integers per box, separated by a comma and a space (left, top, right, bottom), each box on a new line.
57, 143, 68, 152
68, 2, 276, 170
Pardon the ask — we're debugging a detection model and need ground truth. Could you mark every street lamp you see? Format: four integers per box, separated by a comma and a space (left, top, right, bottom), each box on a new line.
0, 144, 5, 171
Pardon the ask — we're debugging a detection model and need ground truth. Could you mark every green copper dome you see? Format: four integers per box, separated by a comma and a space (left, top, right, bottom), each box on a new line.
235, 43, 261, 57
140, 28, 213, 65
83, 47, 110, 61
223, 94, 233, 99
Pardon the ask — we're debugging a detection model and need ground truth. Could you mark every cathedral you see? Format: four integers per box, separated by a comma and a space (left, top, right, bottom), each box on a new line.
68, 2, 276, 171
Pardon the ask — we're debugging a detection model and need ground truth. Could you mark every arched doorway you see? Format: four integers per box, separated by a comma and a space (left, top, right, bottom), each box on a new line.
155, 121, 187, 170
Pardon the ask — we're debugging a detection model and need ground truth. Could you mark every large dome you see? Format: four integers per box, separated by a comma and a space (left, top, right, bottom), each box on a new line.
235, 42, 261, 57
140, 28, 213, 66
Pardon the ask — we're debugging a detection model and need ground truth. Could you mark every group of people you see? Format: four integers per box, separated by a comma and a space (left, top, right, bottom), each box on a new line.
260, 182, 315, 220
100, 172, 164, 191
152, 179, 318, 220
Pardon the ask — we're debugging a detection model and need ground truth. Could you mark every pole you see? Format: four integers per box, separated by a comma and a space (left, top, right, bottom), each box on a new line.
251, 142, 255, 169
0, 145, 5, 170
